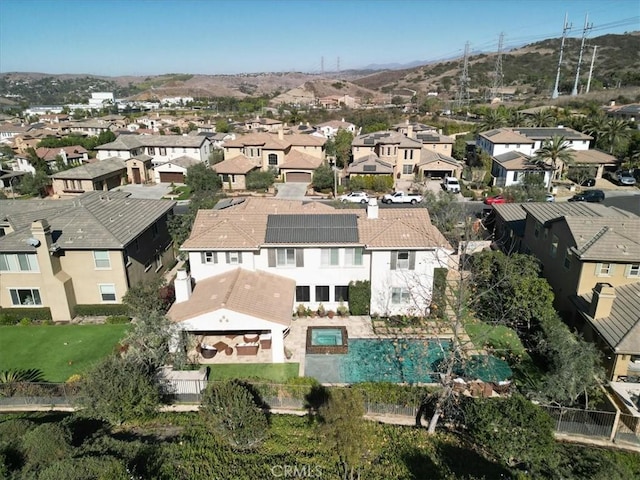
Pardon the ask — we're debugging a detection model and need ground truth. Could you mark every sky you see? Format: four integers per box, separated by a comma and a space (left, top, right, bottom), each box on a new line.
0, 0, 638, 77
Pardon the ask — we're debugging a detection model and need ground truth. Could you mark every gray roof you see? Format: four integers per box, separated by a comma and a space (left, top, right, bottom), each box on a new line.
352, 131, 422, 148
417, 150, 462, 167
575, 282, 640, 354
265, 214, 359, 244
164, 155, 200, 168
0, 191, 175, 252
50, 158, 126, 180
347, 154, 394, 174
513, 127, 592, 141
521, 202, 636, 225
95, 134, 207, 150
493, 203, 527, 222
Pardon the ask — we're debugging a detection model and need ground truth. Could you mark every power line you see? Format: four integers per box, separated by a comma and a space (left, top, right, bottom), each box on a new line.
572, 13, 593, 96
552, 13, 572, 99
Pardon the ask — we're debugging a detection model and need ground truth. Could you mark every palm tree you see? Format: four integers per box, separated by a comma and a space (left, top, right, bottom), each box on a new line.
477, 109, 506, 132
533, 135, 574, 186
527, 109, 556, 128
601, 118, 632, 154
583, 113, 609, 149
507, 110, 526, 127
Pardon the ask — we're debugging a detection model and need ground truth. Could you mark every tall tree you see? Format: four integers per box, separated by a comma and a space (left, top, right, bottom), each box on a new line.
333, 129, 354, 168
601, 118, 632, 154
533, 135, 574, 183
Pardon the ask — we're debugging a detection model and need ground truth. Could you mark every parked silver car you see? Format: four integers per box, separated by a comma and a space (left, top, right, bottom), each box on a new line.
615, 170, 637, 186
338, 191, 370, 203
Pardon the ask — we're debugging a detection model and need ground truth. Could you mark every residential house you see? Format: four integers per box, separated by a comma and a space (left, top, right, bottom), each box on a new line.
318, 95, 358, 109
213, 156, 259, 191
124, 154, 153, 184
604, 103, 640, 123
35, 146, 89, 170
49, 158, 126, 197
346, 154, 394, 181
313, 119, 358, 138
153, 155, 200, 184
69, 119, 116, 136
0, 191, 176, 322
490, 150, 554, 189
0, 170, 25, 191
223, 131, 326, 184
170, 197, 453, 362
392, 121, 439, 137
95, 134, 212, 165
571, 282, 640, 382
515, 203, 640, 314
0, 124, 33, 142
243, 116, 284, 132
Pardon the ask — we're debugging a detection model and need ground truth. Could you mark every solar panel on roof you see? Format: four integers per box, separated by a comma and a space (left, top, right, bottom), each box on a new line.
364, 139, 375, 145
265, 214, 359, 244
363, 165, 377, 172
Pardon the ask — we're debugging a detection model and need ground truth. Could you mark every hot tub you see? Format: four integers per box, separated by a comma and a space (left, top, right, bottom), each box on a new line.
306, 326, 348, 354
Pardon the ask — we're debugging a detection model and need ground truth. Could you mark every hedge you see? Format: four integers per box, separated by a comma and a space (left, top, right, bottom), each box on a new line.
0, 307, 52, 325
348, 175, 394, 193
348, 280, 370, 315
73, 304, 130, 317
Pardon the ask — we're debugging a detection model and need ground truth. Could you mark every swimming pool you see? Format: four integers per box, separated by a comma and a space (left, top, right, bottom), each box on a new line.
304, 338, 451, 384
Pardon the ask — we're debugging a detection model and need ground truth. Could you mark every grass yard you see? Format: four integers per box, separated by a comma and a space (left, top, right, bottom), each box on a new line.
0, 324, 129, 382
206, 363, 299, 382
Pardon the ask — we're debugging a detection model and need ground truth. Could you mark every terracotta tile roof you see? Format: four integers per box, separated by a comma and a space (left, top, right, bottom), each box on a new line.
279, 150, 323, 170
417, 150, 462, 167
167, 268, 295, 326
347, 154, 394, 174
213, 155, 258, 174
493, 150, 551, 171
479, 128, 533, 144
569, 149, 618, 165
224, 132, 325, 150
352, 131, 422, 148
181, 198, 451, 251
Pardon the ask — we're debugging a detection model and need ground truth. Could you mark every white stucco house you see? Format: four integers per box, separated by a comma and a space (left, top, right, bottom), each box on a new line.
476, 127, 592, 157
95, 134, 212, 165
491, 151, 554, 188
168, 197, 453, 362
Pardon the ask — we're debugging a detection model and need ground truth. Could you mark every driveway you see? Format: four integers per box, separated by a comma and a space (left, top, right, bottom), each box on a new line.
113, 184, 173, 200
274, 182, 308, 200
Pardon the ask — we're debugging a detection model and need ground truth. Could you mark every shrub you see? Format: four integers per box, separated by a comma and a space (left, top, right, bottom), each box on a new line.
296, 304, 308, 317
74, 304, 129, 317
201, 380, 269, 451
18, 318, 31, 326
348, 280, 370, 315
246, 168, 276, 191
21, 423, 72, 471
105, 315, 131, 325
348, 175, 394, 192
0, 307, 52, 323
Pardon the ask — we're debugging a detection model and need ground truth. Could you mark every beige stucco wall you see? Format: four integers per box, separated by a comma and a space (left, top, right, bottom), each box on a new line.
576, 261, 640, 296
126, 159, 152, 184
290, 145, 324, 159
220, 174, 247, 191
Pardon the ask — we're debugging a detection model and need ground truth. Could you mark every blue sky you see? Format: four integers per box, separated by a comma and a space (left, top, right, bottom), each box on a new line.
0, 0, 638, 76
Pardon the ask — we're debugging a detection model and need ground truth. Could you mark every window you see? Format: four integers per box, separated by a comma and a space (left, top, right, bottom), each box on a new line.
321, 248, 339, 266
227, 251, 240, 264
315, 286, 330, 302
334, 285, 349, 302
402, 164, 413, 175
296, 286, 310, 302
563, 249, 572, 270
93, 250, 111, 269
277, 248, 296, 267
10, 288, 42, 306
99, 284, 117, 302
0, 253, 38, 272
268, 153, 278, 166
403, 149, 414, 160
148, 147, 155, 155
204, 251, 217, 264
344, 248, 363, 266
391, 287, 410, 304
626, 264, 640, 278
159, 147, 166, 156
395, 251, 410, 270
550, 234, 559, 258
596, 263, 613, 276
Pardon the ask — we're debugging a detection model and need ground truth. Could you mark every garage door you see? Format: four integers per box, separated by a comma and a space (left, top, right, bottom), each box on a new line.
286, 172, 312, 183
422, 170, 452, 179
159, 172, 185, 184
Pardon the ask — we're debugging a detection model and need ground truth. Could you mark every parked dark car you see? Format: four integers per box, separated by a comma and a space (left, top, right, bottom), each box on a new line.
568, 189, 605, 203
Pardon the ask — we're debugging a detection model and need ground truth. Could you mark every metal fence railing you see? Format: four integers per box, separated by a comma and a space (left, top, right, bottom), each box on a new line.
1, 382, 638, 447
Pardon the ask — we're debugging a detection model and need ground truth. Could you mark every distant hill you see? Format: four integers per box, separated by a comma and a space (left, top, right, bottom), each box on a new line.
0, 32, 638, 107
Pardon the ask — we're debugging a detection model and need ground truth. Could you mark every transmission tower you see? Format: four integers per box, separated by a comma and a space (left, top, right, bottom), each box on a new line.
491, 32, 505, 101
585, 45, 598, 94
552, 13, 572, 99
571, 13, 593, 96
454, 42, 470, 112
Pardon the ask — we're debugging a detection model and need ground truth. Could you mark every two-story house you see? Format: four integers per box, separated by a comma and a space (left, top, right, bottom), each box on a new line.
95, 135, 212, 165
220, 131, 326, 186
313, 119, 358, 138
491, 151, 554, 189
35, 146, 89, 170
0, 191, 176, 322
168, 198, 453, 362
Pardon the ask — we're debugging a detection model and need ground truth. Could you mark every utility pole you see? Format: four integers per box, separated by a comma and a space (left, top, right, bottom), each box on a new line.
454, 42, 470, 113
572, 13, 593, 96
552, 13, 572, 99
585, 45, 597, 94
491, 32, 505, 101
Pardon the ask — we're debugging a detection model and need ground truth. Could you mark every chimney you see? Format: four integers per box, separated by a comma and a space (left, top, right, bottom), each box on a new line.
278, 128, 284, 140
174, 269, 193, 303
407, 124, 413, 138
367, 198, 379, 220
589, 283, 616, 319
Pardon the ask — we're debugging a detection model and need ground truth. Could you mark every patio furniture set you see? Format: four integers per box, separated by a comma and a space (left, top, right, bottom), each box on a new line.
197, 333, 272, 359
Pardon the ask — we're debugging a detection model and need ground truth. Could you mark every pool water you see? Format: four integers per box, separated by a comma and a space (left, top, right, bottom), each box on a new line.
304, 338, 451, 384
311, 328, 343, 346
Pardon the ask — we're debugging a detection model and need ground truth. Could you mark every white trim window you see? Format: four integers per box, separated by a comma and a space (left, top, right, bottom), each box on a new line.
344, 248, 363, 266
227, 251, 240, 265
99, 284, 117, 302
9, 288, 42, 306
0, 253, 39, 272
625, 264, 640, 278
93, 250, 111, 269
204, 251, 217, 264
391, 287, 411, 304
596, 263, 613, 277
277, 248, 296, 267
321, 248, 339, 267
396, 251, 410, 270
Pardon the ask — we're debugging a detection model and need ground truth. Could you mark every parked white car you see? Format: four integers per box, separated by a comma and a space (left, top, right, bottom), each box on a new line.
441, 176, 461, 193
338, 191, 370, 204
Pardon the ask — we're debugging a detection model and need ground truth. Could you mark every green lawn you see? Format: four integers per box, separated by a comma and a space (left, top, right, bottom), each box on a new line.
464, 321, 527, 357
0, 324, 129, 382
206, 363, 299, 382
